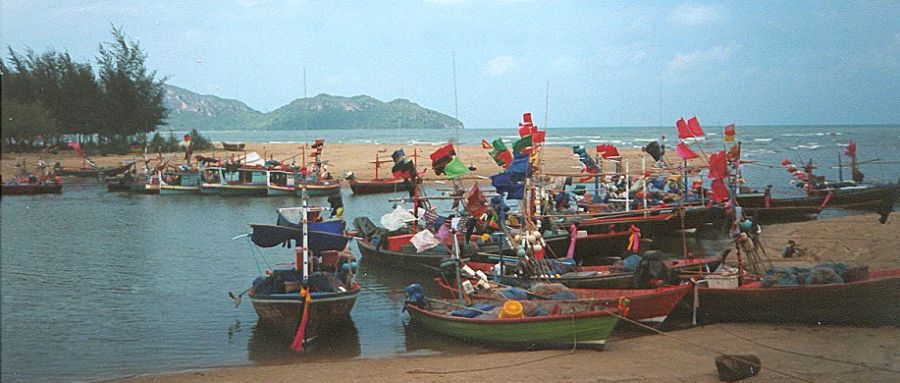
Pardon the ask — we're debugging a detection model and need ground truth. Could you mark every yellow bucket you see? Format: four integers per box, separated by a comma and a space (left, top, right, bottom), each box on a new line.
498, 300, 525, 319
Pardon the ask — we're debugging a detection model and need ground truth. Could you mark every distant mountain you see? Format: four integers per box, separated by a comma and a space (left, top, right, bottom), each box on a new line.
162, 84, 263, 131
162, 85, 461, 131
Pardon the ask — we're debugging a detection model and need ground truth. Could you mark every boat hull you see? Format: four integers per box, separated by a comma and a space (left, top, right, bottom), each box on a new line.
159, 185, 200, 195
349, 179, 408, 195
297, 182, 341, 197
435, 278, 690, 323
697, 269, 900, 325
357, 238, 447, 273
250, 288, 360, 340
405, 301, 619, 350
267, 185, 296, 196
218, 184, 268, 196
57, 162, 134, 177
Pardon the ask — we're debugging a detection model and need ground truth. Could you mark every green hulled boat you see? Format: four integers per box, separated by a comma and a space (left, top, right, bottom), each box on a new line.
404, 291, 620, 350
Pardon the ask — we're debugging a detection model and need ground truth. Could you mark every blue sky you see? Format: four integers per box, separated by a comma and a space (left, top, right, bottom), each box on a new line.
2, 0, 898, 128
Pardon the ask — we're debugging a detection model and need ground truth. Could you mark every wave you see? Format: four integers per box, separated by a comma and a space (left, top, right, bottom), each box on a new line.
753, 138, 774, 142
792, 145, 821, 150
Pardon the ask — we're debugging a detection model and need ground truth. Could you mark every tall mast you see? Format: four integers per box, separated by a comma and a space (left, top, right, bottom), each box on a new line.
452, 51, 460, 144
301, 183, 309, 282
544, 81, 550, 130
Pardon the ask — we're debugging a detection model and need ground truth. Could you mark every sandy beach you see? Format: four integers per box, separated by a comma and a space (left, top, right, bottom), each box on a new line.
1, 142, 653, 180
109, 213, 899, 383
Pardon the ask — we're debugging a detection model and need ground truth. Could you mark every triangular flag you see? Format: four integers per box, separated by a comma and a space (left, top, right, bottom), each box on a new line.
687, 116, 705, 137
444, 157, 470, 179
676, 142, 699, 160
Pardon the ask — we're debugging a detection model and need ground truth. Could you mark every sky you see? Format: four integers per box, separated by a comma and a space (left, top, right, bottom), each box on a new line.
1, 0, 899, 128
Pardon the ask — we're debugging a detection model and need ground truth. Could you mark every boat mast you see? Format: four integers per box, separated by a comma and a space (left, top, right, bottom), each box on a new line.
301, 182, 310, 282
452, 51, 460, 145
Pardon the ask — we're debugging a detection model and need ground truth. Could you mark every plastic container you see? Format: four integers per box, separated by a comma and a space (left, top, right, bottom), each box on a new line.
498, 300, 525, 319
706, 274, 739, 289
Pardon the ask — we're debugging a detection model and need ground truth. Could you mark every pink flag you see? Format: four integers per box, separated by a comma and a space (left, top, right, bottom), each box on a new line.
675, 142, 699, 160
687, 116, 705, 137
710, 178, 730, 203
676, 118, 691, 139
707, 150, 727, 179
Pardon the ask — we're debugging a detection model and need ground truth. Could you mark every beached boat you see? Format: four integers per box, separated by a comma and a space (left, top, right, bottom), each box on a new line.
300, 179, 341, 197
435, 278, 691, 324
404, 291, 620, 350
696, 268, 900, 325
348, 178, 408, 195
466, 255, 721, 290
1, 178, 63, 195
159, 168, 201, 195
55, 161, 135, 177
222, 141, 246, 151
243, 215, 360, 345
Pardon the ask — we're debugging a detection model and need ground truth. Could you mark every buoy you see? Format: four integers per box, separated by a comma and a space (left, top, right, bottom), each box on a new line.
498, 300, 525, 319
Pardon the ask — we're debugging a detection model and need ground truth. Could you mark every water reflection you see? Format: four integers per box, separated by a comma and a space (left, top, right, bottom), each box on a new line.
248, 320, 362, 364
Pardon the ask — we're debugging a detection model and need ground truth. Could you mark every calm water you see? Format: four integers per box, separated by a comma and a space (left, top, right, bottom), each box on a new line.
2, 125, 899, 382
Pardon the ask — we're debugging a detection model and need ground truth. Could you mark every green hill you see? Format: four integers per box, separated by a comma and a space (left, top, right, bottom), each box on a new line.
163, 84, 263, 131
162, 85, 461, 131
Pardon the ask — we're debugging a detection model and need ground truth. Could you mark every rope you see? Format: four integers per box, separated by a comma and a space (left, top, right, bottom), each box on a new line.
717, 326, 900, 375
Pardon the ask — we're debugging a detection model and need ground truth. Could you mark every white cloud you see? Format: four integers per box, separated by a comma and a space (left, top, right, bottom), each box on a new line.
485, 56, 516, 76
666, 43, 738, 74
668, 4, 725, 26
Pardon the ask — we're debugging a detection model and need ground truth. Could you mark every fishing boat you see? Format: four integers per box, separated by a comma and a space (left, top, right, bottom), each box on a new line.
201, 165, 268, 196
299, 179, 341, 197
159, 167, 201, 195
696, 268, 900, 325
404, 288, 620, 350
434, 277, 691, 324
222, 141, 246, 151
266, 168, 297, 196
55, 161, 135, 177
240, 204, 360, 347
1, 176, 63, 195
466, 255, 721, 290
353, 216, 571, 273
348, 177, 407, 195
347, 152, 411, 195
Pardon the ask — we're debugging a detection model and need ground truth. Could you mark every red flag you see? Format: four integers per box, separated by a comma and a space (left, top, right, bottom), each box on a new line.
595, 144, 620, 158
481, 139, 492, 149
707, 150, 727, 179
465, 184, 487, 217
676, 118, 691, 139
676, 142, 699, 160
518, 123, 535, 137
532, 130, 545, 144
183, 134, 192, 143
723, 123, 735, 142
845, 141, 857, 157
687, 116, 705, 137
710, 178, 730, 203
522, 112, 532, 124
430, 144, 455, 162
781, 159, 792, 166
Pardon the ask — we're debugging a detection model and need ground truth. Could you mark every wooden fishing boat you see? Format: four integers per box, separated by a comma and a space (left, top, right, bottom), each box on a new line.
55, 161, 135, 177
348, 178, 408, 195
201, 165, 268, 196
574, 205, 712, 239
242, 211, 360, 345
467, 255, 721, 290
222, 141, 246, 151
697, 269, 900, 325
266, 169, 297, 196
356, 229, 571, 274
737, 183, 899, 210
1, 180, 63, 195
299, 179, 341, 197
435, 278, 691, 324
159, 169, 201, 195
404, 294, 620, 350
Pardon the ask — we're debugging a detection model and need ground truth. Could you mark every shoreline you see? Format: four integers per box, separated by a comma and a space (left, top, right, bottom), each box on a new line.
1, 142, 651, 179
111, 213, 899, 383
111, 321, 899, 383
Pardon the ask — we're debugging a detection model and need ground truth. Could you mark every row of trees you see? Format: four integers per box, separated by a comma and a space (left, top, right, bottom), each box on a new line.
1, 26, 173, 154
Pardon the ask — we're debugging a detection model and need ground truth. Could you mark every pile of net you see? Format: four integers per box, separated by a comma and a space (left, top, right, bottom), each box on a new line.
761, 263, 867, 287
